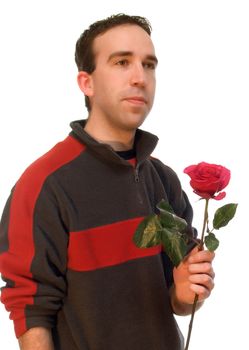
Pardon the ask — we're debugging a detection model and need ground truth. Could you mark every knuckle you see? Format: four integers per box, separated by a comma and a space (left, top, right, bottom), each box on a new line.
203, 262, 211, 272
200, 274, 215, 290
202, 274, 210, 284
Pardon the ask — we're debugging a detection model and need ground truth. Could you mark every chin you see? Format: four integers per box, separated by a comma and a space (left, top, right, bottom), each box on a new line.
123, 121, 144, 132
125, 114, 148, 130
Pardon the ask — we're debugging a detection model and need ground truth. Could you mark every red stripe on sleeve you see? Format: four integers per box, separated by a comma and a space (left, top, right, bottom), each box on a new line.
0, 135, 85, 337
68, 217, 162, 271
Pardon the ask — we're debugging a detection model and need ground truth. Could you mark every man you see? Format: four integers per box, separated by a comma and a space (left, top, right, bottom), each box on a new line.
0, 14, 215, 350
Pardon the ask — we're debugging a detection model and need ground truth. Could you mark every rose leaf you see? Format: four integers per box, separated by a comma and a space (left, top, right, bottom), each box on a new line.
205, 232, 219, 251
133, 214, 162, 248
161, 228, 187, 267
157, 200, 188, 232
213, 203, 238, 230
157, 199, 174, 213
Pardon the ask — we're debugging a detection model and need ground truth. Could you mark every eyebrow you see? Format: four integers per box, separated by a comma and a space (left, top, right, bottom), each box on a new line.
107, 51, 158, 65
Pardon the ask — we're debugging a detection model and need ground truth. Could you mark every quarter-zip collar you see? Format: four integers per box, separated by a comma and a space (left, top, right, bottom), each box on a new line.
70, 119, 158, 167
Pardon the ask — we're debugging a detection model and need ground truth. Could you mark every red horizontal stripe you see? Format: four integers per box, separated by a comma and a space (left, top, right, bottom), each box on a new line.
68, 217, 162, 271
0, 135, 85, 337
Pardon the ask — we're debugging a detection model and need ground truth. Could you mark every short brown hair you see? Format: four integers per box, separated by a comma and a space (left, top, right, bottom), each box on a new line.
75, 14, 152, 111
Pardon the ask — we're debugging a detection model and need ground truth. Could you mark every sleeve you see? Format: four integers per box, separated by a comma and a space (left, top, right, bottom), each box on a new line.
0, 173, 68, 338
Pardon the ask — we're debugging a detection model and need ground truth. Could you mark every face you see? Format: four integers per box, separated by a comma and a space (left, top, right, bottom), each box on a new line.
87, 24, 157, 132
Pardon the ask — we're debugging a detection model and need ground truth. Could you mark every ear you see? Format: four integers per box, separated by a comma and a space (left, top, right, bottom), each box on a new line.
77, 71, 94, 97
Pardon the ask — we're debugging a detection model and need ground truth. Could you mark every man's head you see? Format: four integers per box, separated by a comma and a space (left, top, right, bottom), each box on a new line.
75, 14, 153, 111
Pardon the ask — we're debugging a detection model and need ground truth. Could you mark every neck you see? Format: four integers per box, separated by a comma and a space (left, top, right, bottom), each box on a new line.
84, 116, 136, 151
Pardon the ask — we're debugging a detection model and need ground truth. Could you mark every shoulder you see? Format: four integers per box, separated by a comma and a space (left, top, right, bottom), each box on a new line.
14, 135, 85, 201
149, 157, 181, 190
149, 157, 191, 218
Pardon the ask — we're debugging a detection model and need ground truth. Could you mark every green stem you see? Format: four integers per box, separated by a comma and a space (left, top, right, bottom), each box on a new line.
184, 294, 199, 350
184, 199, 209, 350
199, 199, 209, 250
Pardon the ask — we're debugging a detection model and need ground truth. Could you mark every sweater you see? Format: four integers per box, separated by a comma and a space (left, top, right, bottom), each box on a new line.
0, 120, 194, 350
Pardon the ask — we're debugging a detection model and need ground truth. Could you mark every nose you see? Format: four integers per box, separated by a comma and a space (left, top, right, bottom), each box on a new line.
130, 62, 146, 87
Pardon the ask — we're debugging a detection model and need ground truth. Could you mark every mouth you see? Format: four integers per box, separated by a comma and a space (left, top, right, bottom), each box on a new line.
123, 96, 147, 105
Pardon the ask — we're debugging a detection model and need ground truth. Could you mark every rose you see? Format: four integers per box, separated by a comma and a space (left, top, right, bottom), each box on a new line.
184, 162, 231, 200
134, 161, 237, 349
182, 162, 236, 350
134, 161, 237, 350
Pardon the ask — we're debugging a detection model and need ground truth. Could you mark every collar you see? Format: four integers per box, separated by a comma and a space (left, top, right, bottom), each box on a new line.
69, 119, 158, 167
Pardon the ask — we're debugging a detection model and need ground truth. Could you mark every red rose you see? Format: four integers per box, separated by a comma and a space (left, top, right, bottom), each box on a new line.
184, 162, 231, 200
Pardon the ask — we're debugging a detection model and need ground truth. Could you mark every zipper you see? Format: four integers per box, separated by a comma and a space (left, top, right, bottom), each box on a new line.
134, 166, 140, 182
133, 164, 144, 205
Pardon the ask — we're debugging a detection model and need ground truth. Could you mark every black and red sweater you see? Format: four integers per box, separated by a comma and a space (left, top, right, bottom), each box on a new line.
0, 120, 194, 350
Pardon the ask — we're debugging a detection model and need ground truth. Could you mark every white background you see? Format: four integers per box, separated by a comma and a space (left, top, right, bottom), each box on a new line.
0, 1, 248, 349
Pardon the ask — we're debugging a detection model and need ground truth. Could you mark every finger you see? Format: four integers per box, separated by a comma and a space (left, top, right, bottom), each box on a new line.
189, 283, 212, 300
188, 262, 215, 278
188, 250, 215, 264
189, 273, 215, 291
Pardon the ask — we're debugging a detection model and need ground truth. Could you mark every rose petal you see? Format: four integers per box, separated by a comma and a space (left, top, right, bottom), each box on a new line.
184, 162, 231, 199
213, 191, 226, 200
193, 190, 213, 199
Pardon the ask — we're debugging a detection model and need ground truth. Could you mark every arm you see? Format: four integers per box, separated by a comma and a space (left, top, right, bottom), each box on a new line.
18, 327, 54, 350
0, 173, 68, 338
170, 247, 215, 316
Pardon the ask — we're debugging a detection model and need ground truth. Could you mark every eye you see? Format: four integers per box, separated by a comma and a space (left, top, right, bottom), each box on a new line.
116, 59, 129, 66
143, 61, 156, 70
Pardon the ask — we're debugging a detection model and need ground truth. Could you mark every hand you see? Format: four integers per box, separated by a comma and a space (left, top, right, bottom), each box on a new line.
173, 247, 215, 307
18, 327, 54, 350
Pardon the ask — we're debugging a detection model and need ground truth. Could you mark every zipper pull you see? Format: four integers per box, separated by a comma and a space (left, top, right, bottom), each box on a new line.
134, 167, 139, 182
